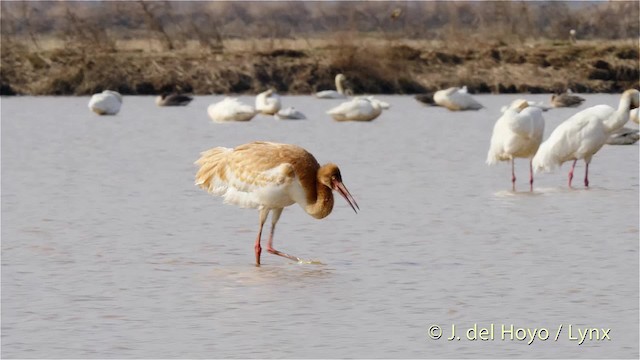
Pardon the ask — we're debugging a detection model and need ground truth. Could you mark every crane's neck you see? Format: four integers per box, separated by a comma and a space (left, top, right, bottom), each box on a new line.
304, 180, 334, 219
603, 93, 633, 133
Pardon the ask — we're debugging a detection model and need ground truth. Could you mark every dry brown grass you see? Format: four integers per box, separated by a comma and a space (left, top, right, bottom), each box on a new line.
1, 32, 638, 96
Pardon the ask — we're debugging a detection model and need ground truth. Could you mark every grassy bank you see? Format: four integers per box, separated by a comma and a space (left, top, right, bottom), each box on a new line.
1, 36, 638, 96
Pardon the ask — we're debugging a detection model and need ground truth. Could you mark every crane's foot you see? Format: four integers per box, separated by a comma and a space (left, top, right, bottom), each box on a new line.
267, 247, 301, 263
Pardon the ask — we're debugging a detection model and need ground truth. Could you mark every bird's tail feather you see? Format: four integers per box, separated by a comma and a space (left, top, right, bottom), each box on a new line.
195, 147, 232, 194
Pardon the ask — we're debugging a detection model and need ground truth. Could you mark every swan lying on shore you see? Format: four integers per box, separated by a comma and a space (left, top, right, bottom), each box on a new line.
316, 74, 351, 99
207, 97, 256, 122
327, 96, 388, 121
255, 89, 282, 115
275, 107, 306, 120
433, 87, 483, 111
88, 90, 122, 115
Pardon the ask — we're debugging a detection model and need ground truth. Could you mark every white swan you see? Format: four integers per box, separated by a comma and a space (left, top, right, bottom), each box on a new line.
207, 97, 256, 122
316, 74, 349, 99
606, 127, 639, 145
532, 89, 640, 187
255, 89, 282, 115
487, 100, 545, 191
275, 107, 306, 120
156, 93, 193, 106
433, 87, 483, 111
500, 99, 551, 113
327, 96, 386, 122
630, 108, 639, 124
88, 90, 122, 115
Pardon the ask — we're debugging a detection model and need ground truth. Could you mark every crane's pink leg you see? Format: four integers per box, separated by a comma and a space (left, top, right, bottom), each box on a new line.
584, 162, 589, 187
254, 209, 270, 265
568, 160, 577, 188
511, 159, 516, 191
265, 208, 301, 263
529, 159, 534, 192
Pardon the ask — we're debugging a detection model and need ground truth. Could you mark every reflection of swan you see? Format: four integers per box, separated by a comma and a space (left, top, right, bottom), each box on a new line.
500, 99, 551, 113
487, 100, 545, 191
606, 127, 639, 145
433, 87, 483, 111
630, 108, 639, 124
88, 90, 122, 115
327, 96, 387, 122
275, 107, 306, 120
207, 97, 256, 122
533, 89, 640, 187
316, 74, 349, 99
551, 92, 585, 108
255, 89, 282, 115
156, 93, 193, 106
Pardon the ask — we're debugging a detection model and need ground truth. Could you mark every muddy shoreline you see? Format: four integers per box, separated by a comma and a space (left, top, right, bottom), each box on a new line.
1, 39, 638, 96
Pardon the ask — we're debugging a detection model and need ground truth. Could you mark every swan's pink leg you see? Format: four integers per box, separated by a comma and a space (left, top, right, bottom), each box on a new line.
584, 162, 589, 187
529, 160, 534, 192
568, 160, 577, 188
511, 159, 516, 191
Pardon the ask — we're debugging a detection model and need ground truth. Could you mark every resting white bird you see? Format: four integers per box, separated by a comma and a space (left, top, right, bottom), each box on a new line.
606, 127, 639, 145
500, 99, 551, 113
207, 97, 256, 122
275, 107, 306, 120
255, 89, 282, 115
327, 96, 387, 122
433, 87, 483, 111
532, 89, 640, 187
88, 90, 122, 115
487, 100, 545, 191
316, 74, 350, 99
551, 92, 585, 108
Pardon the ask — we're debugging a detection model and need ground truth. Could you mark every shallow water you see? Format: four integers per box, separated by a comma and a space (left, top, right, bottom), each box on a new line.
2, 94, 638, 358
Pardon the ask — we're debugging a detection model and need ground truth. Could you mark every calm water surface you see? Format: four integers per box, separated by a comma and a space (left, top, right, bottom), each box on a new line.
2, 94, 638, 358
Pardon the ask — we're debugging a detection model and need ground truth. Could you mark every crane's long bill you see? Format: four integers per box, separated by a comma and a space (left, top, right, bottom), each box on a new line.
333, 180, 359, 213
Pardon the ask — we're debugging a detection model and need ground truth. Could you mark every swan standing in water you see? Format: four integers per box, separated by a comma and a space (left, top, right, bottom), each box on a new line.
156, 93, 193, 106
532, 89, 640, 187
487, 100, 545, 191
207, 97, 257, 122
88, 90, 122, 115
316, 74, 350, 99
327, 96, 388, 122
433, 87, 483, 111
275, 107, 306, 120
255, 89, 282, 115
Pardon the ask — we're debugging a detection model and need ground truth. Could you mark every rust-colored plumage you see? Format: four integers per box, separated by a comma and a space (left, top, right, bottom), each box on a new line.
195, 141, 359, 265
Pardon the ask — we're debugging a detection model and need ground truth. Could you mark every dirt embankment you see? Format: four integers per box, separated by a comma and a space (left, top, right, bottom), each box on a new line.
1, 39, 638, 96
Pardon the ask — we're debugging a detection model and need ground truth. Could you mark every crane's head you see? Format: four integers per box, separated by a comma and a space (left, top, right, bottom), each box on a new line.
319, 163, 359, 213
